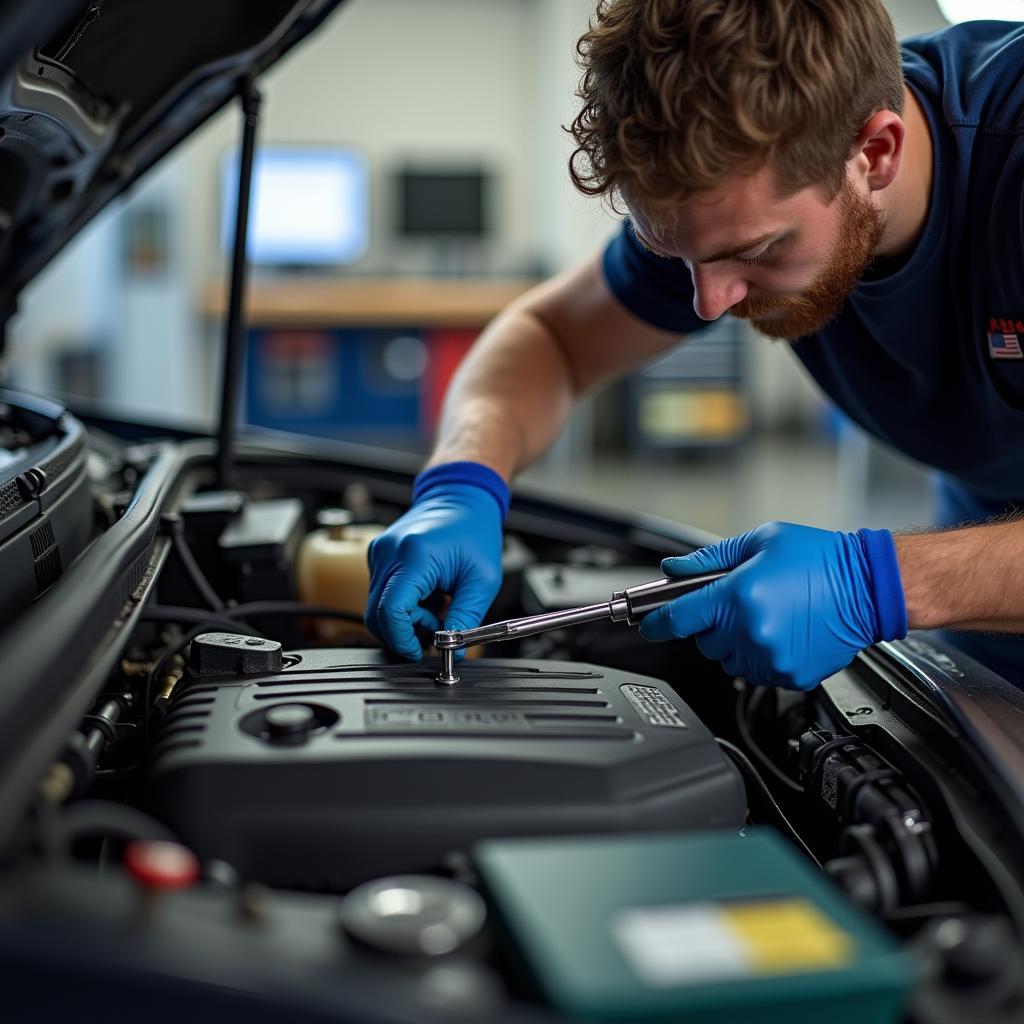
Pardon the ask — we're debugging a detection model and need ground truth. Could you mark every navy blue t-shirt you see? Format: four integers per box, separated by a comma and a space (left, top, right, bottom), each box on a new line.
603, 21, 1024, 681
606, 20, 1024, 505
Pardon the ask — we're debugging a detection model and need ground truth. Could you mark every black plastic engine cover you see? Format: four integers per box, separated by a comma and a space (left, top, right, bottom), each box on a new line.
146, 646, 747, 889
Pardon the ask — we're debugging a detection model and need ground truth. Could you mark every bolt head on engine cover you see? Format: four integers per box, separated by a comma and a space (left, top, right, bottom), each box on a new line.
188, 632, 282, 676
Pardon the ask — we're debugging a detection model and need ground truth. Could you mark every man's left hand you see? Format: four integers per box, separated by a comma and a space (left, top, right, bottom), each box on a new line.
638, 522, 907, 690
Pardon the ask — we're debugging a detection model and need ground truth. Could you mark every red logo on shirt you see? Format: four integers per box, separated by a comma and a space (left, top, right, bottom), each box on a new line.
987, 317, 1024, 360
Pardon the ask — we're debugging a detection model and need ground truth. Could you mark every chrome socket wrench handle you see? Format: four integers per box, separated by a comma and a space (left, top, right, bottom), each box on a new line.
608, 571, 728, 624
433, 570, 727, 685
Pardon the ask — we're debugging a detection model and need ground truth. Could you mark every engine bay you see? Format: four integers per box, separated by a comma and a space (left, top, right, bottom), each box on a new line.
5, 3, 1021, 1020
0, 407, 1022, 1023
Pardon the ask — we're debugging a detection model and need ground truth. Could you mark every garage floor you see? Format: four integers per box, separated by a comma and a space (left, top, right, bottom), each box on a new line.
521, 432, 935, 540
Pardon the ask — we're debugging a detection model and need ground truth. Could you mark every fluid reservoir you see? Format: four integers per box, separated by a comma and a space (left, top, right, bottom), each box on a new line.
296, 508, 385, 642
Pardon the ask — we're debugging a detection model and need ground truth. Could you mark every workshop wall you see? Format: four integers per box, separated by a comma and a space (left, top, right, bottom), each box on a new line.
889, 0, 952, 35
182, 0, 543, 285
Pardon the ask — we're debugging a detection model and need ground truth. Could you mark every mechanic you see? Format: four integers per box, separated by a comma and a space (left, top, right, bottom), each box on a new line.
366, 0, 1024, 691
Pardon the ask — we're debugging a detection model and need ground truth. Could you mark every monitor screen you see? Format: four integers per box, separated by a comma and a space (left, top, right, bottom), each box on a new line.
221, 147, 370, 266
396, 168, 489, 239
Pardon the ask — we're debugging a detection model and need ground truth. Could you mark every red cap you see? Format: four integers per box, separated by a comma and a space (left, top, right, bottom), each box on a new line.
124, 840, 199, 890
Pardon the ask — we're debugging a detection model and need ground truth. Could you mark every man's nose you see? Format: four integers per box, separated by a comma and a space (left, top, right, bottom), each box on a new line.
690, 264, 748, 321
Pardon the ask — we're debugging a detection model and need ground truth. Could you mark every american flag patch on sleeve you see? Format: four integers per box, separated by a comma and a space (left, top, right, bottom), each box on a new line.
988, 328, 1023, 360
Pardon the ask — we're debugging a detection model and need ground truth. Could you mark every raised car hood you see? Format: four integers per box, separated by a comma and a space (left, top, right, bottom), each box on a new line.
0, 0, 345, 336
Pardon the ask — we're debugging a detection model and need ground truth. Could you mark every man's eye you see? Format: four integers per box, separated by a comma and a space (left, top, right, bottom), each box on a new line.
736, 243, 777, 267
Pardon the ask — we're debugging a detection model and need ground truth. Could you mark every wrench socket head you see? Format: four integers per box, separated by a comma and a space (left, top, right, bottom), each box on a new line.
435, 647, 459, 686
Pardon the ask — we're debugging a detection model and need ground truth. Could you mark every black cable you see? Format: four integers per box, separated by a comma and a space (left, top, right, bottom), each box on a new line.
139, 606, 252, 632
230, 601, 365, 624
734, 685, 805, 794
53, 800, 177, 855
166, 517, 224, 612
716, 736, 822, 869
142, 601, 366, 628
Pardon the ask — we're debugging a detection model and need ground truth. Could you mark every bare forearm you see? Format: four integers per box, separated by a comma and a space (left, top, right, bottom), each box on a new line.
895, 520, 1024, 631
425, 306, 578, 481
424, 251, 681, 482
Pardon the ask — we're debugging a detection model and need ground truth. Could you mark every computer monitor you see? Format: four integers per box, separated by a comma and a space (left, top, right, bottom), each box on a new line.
221, 146, 370, 267
395, 167, 490, 240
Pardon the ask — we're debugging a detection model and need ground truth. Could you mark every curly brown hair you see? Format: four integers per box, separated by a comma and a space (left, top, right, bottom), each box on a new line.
568, 0, 905, 217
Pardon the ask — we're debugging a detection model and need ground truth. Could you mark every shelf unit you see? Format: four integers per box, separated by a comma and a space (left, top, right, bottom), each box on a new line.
625, 316, 749, 451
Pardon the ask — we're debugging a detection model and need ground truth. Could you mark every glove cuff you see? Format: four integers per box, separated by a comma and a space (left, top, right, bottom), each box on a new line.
413, 461, 510, 521
857, 528, 908, 642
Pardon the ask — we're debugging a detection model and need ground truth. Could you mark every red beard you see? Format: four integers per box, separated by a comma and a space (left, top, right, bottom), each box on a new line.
732, 180, 884, 341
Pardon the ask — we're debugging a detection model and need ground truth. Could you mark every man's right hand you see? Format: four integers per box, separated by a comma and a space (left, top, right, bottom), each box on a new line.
364, 463, 507, 661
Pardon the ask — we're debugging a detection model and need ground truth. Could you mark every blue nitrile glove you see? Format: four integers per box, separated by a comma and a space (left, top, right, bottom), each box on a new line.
365, 461, 508, 661
638, 522, 907, 691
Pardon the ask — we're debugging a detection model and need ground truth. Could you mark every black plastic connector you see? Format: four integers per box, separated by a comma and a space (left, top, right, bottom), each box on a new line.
800, 728, 938, 911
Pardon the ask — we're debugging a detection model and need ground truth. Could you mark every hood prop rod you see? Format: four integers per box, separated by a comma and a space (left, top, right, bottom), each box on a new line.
216, 78, 262, 490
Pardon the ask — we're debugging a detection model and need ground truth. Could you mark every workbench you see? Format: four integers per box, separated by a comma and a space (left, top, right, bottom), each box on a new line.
201, 277, 535, 328
201, 277, 537, 444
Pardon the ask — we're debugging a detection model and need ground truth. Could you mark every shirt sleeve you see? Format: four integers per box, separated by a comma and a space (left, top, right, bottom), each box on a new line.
602, 220, 709, 334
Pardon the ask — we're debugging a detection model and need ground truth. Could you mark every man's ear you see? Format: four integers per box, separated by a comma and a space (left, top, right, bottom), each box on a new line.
850, 109, 905, 192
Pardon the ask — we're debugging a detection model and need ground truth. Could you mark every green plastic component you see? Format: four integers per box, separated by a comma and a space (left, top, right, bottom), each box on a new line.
474, 829, 913, 1024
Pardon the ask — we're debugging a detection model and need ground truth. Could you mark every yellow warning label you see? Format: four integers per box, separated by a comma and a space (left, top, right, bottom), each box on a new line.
722, 899, 855, 974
